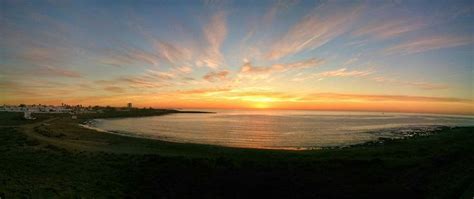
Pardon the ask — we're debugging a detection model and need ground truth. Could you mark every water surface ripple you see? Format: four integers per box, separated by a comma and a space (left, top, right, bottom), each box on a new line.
90, 110, 474, 149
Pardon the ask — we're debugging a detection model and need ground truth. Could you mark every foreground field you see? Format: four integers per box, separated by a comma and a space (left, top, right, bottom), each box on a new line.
0, 112, 473, 198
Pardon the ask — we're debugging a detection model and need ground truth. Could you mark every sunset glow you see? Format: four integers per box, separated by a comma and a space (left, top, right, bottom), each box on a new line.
1, 0, 473, 115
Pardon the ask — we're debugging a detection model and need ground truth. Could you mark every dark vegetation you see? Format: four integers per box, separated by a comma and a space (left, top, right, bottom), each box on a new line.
0, 112, 55, 126
0, 112, 473, 198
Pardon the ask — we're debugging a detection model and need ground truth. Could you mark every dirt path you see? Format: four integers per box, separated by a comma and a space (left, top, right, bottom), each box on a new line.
19, 117, 114, 152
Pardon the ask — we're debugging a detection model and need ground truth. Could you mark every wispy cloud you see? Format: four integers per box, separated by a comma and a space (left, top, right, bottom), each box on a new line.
372, 76, 449, 90
203, 70, 230, 82
153, 41, 192, 66
262, 0, 295, 25
0, 78, 87, 100
292, 67, 448, 90
302, 93, 472, 103
316, 68, 374, 78
118, 76, 168, 89
118, 77, 157, 88
100, 47, 160, 67
240, 58, 324, 74
352, 18, 424, 39
96, 71, 176, 89
341, 57, 360, 67
203, 0, 228, 8
267, 3, 362, 60
224, 90, 298, 102
145, 70, 176, 80
200, 11, 227, 68
406, 82, 449, 90
104, 86, 125, 93
41, 65, 82, 78
385, 35, 472, 54
177, 88, 231, 95
293, 67, 373, 81
176, 66, 193, 74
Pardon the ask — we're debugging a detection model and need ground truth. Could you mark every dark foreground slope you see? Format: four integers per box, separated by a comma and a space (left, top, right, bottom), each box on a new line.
0, 112, 473, 198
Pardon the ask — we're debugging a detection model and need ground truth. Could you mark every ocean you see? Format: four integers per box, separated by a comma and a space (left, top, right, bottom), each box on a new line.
89, 110, 474, 149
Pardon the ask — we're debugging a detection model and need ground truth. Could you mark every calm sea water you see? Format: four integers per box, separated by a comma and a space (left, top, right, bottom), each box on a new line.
90, 110, 474, 149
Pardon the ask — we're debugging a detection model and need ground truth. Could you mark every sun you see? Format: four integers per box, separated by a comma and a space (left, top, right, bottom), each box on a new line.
253, 102, 271, 109
242, 96, 276, 109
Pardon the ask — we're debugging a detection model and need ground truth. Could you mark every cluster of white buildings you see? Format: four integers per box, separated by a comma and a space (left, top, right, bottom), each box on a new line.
0, 105, 72, 113
0, 104, 98, 119
1, 103, 134, 120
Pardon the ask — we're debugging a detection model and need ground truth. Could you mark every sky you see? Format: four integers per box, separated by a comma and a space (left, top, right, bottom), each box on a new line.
0, 0, 473, 115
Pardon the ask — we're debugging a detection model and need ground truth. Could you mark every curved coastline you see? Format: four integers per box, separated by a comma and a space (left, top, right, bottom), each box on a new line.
81, 114, 471, 150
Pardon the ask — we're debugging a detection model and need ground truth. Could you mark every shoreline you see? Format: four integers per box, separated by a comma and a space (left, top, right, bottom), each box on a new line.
80, 115, 469, 151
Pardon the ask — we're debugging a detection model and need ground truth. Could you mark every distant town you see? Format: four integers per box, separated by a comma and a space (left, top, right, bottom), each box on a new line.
0, 103, 136, 120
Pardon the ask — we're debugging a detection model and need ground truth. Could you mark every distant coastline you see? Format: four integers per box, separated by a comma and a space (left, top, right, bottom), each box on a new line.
77, 109, 214, 120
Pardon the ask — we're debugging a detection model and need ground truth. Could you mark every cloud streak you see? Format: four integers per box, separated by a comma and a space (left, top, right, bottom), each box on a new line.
385, 35, 472, 54
293, 67, 373, 81
104, 86, 125, 93
267, 3, 362, 60
203, 70, 230, 82
352, 18, 424, 39
200, 11, 228, 68
100, 47, 160, 67
315, 68, 374, 78
240, 58, 324, 74
177, 88, 231, 95
41, 65, 82, 78
372, 77, 449, 90
153, 41, 192, 66
303, 93, 472, 103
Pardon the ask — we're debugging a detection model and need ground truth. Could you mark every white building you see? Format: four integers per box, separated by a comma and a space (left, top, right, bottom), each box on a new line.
24, 111, 35, 120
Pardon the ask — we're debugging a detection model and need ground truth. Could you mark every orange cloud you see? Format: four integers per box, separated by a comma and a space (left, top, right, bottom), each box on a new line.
177, 88, 232, 95
240, 58, 324, 74
118, 77, 167, 88
145, 70, 176, 80
203, 70, 230, 82
104, 86, 125, 93
41, 65, 81, 78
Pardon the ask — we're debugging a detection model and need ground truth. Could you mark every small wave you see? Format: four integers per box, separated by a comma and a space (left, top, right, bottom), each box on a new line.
365, 125, 449, 138
78, 124, 109, 133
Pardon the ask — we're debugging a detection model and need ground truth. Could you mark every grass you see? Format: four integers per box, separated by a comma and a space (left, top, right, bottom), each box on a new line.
0, 112, 473, 198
